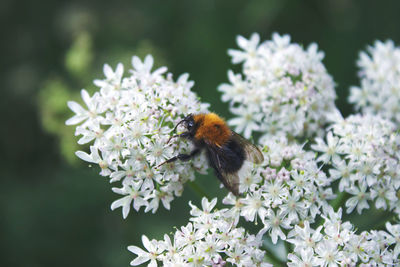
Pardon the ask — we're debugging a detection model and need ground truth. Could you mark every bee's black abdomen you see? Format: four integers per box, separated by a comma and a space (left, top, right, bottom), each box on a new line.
206, 138, 245, 174
223, 139, 246, 172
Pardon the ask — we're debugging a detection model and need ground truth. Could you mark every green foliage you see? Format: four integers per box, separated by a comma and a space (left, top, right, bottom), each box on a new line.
37, 31, 165, 166
65, 32, 93, 79
38, 77, 80, 164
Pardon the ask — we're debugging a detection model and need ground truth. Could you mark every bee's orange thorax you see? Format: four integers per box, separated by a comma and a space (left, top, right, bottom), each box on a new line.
193, 113, 231, 147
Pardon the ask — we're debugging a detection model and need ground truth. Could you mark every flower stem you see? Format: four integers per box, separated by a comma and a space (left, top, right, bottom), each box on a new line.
314, 191, 349, 228
284, 240, 292, 257
331, 191, 349, 211
369, 211, 396, 230
188, 181, 210, 200
264, 249, 286, 267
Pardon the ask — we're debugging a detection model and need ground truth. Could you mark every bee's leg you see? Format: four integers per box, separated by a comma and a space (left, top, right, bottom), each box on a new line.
167, 132, 190, 144
155, 148, 200, 168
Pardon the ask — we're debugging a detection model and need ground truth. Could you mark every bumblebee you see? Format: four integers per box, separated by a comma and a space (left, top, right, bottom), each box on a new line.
157, 113, 264, 195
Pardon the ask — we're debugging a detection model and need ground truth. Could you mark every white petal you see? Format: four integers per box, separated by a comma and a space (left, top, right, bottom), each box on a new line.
153, 66, 167, 76
93, 79, 106, 88
148, 260, 157, 267
65, 115, 87, 125
132, 56, 142, 69
161, 199, 170, 210
89, 146, 100, 161
130, 256, 149, 266
177, 73, 189, 83
128, 245, 146, 255
67, 101, 86, 114
116, 63, 124, 76
111, 196, 129, 210
144, 55, 154, 70
103, 64, 113, 78
375, 197, 386, 210
78, 135, 95, 145
111, 186, 127, 194
142, 235, 152, 251
110, 171, 126, 182
110, 197, 124, 210
237, 35, 248, 49
243, 125, 252, 139
122, 201, 131, 219
228, 50, 246, 64
75, 151, 95, 163
81, 89, 91, 108
133, 198, 146, 211
250, 33, 260, 45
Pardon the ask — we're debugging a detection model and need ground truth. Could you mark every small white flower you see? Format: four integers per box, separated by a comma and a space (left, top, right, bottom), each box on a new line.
131, 54, 167, 80
287, 221, 323, 251
67, 55, 210, 217
128, 235, 164, 266
312, 114, 400, 215
94, 63, 124, 92
260, 209, 291, 244
228, 33, 261, 64
311, 132, 341, 163
385, 222, 400, 258
66, 89, 106, 126
349, 40, 400, 127
345, 184, 370, 214
280, 190, 306, 224
220, 32, 338, 139
111, 179, 146, 218
128, 198, 272, 266
228, 105, 261, 139
240, 190, 267, 222
287, 247, 322, 267
75, 146, 112, 176
288, 208, 400, 266
315, 239, 342, 267
217, 137, 336, 248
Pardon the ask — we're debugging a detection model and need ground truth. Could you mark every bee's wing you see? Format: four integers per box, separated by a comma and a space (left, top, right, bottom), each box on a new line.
230, 131, 264, 164
206, 143, 240, 196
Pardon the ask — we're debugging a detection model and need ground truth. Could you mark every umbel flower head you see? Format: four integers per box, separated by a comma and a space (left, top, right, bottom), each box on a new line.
349, 40, 400, 126
222, 136, 335, 244
66, 55, 209, 217
312, 113, 400, 215
219, 33, 337, 139
287, 207, 400, 266
128, 198, 272, 267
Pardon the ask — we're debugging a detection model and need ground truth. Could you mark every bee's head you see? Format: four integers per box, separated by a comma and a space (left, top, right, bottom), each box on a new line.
183, 114, 195, 131
171, 114, 195, 134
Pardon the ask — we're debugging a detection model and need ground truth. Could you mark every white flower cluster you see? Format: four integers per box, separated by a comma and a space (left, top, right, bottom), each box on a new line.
312, 114, 400, 215
218, 33, 337, 139
287, 207, 400, 266
222, 137, 335, 244
66, 55, 210, 217
349, 40, 400, 126
128, 198, 272, 267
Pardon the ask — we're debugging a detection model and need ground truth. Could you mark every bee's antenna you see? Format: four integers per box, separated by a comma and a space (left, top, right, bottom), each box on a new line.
166, 134, 180, 144
167, 119, 187, 144
155, 161, 167, 169
171, 119, 186, 133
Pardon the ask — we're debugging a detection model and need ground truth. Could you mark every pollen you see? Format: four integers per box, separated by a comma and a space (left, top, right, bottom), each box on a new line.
193, 113, 231, 146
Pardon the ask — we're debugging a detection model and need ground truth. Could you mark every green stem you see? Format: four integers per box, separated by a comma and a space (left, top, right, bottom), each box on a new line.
264, 249, 286, 267
369, 211, 396, 230
314, 191, 349, 228
331, 191, 349, 211
188, 181, 210, 200
284, 239, 292, 256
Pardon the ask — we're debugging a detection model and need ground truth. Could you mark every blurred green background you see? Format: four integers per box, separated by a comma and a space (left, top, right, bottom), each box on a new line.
2, 0, 400, 266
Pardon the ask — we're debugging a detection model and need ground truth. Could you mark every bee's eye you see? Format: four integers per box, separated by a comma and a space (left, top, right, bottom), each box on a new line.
187, 120, 194, 128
